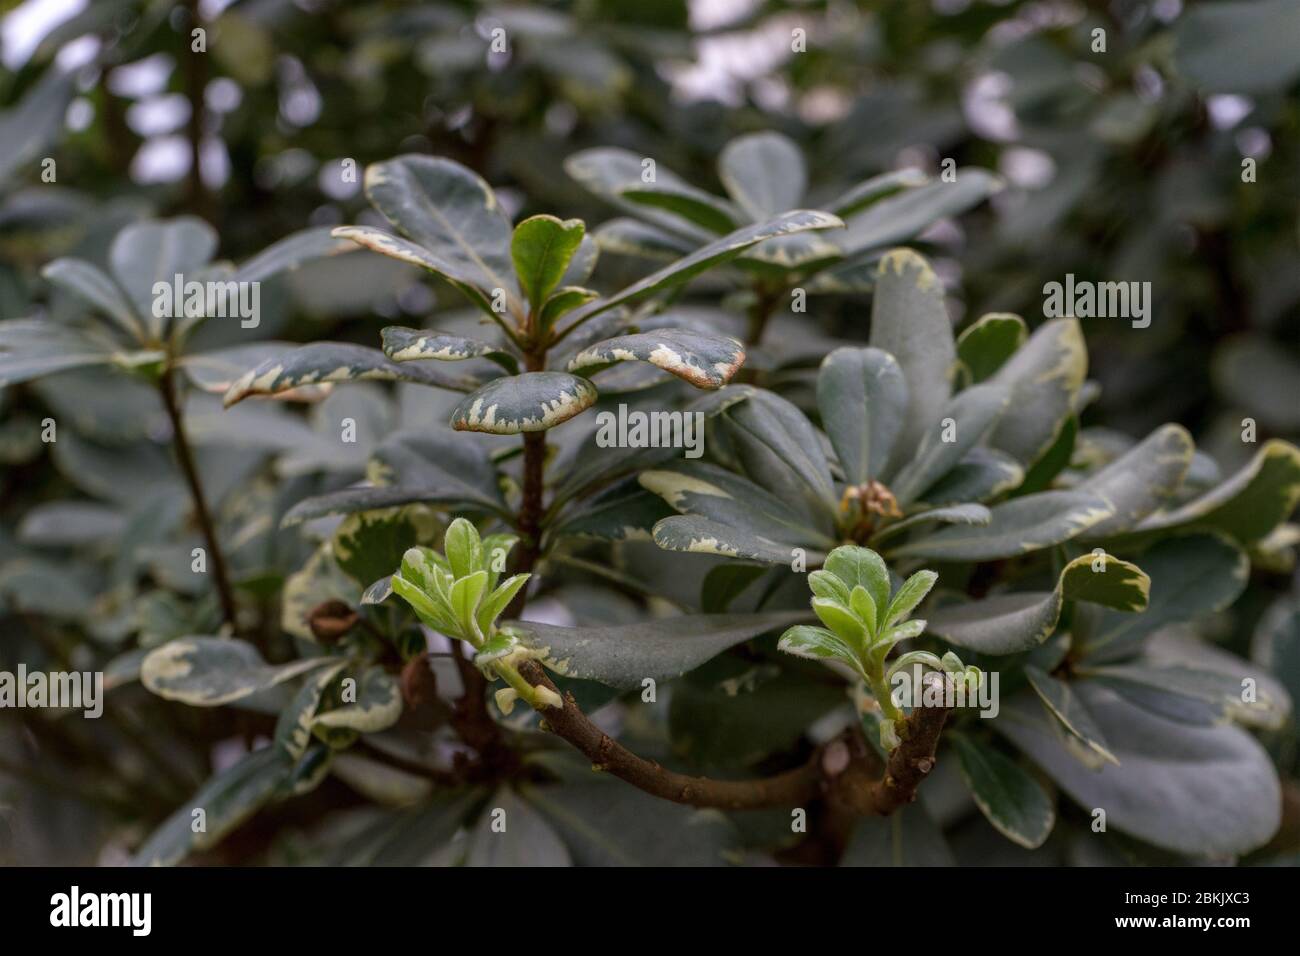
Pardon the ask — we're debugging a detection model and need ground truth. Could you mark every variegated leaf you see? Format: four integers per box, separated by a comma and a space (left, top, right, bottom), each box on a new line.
891, 490, 1113, 562
362, 155, 518, 307
331, 224, 498, 314
1077, 424, 1194, 539
568, 329, 744, 389
927, 552, 1149, 654
450, 371, 597, 433
641, 460, 836, 550
651, 514, 804, 565
986, 318, 1087, 468
130, 746, 294, 866
918, 446, 1024, 506
1115, 439, 1300, 546
956, 312, 1028, 384
312, 666, 403, 734
141, 637, 337, 706
890, 382, 1011, 504
381, 325, 518, 373
222, 343, 478, 407
868, 249, 955, 461
561, 209, 843, 330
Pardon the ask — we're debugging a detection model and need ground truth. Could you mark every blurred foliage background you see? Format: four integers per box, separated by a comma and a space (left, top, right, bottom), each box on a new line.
1, 0, 1297, 864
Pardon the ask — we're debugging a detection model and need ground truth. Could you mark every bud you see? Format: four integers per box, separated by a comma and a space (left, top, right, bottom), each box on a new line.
308, 600, 358, 643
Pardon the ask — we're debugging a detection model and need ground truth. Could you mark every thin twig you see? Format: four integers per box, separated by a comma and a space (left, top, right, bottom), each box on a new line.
159, 366, 239, 629
516, 660, 953, 814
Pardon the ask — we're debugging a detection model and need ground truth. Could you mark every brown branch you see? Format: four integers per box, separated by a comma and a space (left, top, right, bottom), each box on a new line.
517, 661, 954, 815
159, 366, 239, 629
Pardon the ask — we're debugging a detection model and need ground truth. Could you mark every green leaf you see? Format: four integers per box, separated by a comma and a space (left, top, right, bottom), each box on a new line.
986, 318, 1087, 467
808, 569, 851, 605
451, 570, 489, 635
392, 571, 459, 635
868, 249, 955, 458
510, 611, 809, 688
539, 286, 600, 328
1077, 424, 1194, 539
1116, 439, 1300, 546
477, 574, 530, 633
1078, 534, 1248, 662
717, 131, 806, 221
824, 546, 891, 619
312, 666, 403, 734
381, 325, 518, 373
568, 329, 745, 389
562, 209, 843, 329
774, 624, 857, 671
891, 382, 1011, 504
362, 155, 518, 308
997, 684, 1281, 857
927, 552, 1149, 655
141, 637, 335, 706
956, 312, 1027, 384
951, 734, 1054, 850
223, 343, 477, 407
892, 490, 1112, 561
131, 746, 294, 866
449, 371, 598, 433
812, 596, 868, 646
850, 585, 878, 636
511, 214, 586, 312
443, 518, 483, 579
884, 570, 938, 629
816, 346, 908, 485
41, 258, 143, 340
108, 217, 218, 336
